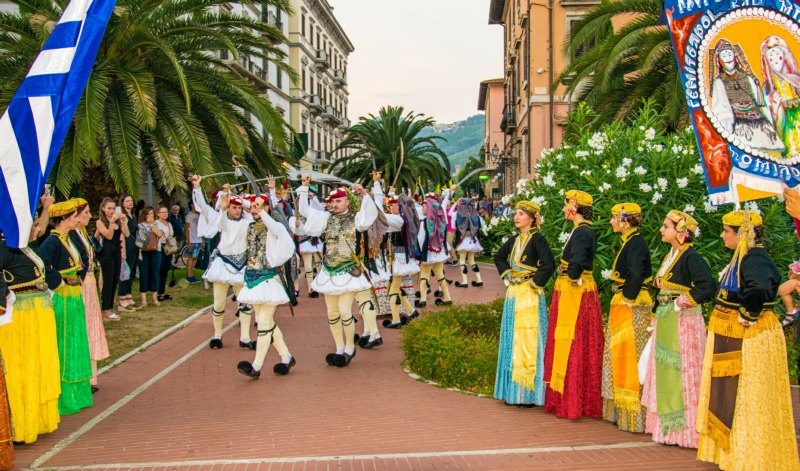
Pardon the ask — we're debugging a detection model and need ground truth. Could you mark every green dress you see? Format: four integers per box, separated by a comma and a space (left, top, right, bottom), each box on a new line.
38, 231, 93, 415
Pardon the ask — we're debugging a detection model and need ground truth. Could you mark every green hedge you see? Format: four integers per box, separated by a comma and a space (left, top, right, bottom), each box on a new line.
402, 300, 503, 395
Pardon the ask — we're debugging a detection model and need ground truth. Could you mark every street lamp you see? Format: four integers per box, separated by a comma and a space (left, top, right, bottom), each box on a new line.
490, 143, 500, 164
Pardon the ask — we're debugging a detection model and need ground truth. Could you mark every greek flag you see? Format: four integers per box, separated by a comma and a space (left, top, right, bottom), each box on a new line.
0, 0, 115, 248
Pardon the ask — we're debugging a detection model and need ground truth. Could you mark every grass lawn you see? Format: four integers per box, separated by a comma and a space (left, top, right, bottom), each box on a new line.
98, 268, 213, 368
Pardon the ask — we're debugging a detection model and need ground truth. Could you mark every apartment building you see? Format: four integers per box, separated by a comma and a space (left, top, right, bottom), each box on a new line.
488, 0, 599, 193
287, 0, 354, 171
478, 78, 505, 197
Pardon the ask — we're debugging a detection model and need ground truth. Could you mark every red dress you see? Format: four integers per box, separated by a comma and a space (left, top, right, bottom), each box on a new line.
542, 222, 604, 419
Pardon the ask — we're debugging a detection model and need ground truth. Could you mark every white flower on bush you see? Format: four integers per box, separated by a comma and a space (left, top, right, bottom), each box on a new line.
634, 166, 647, 176
651, 191, 663, 204
501, 236, 509, 244
684, 204, 696, 214
531, 195, 546, 206
657, 178, 668, 190
703, 200, 718, 213
501, 194, 513, 205
580, 170, 592, 176
637, 146, 644, 152
654, 144, 664, 152
639, 183, 653, 193
576, 150, 590, 157
601, 269, 613, 280
588, 132, 607, 152
481, 226, 490, 235
677, 177, 689, 188
541, 148, 553, 159
672, 145, 683, 154
622, 157, 633, 166
615, 166, 629, 179
682, 149, 691, 155
639, 126, 646, 131
555, 153, 564, 161
744, 201, 761, 215
645, 127, 656, 140
558, 232, 571, 244
602, 182, 611, 191
516, 178, 528, 190
569, 164, 578, 170
542, 173, 556, 187
692, 164, 704, 175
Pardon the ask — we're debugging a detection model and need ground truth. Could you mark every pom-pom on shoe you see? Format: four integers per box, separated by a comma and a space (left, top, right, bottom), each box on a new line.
237, 361, 261, 379
273, 357, 296, 376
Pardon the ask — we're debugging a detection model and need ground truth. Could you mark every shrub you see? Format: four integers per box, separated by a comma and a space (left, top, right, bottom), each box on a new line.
402, 300, 503, 395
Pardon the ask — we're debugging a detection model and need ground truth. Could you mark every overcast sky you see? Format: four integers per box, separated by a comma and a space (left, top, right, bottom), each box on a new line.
328, 0, 503, 125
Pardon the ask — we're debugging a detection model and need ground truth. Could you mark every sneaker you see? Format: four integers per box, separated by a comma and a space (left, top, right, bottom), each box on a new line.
185, 277, 201, 284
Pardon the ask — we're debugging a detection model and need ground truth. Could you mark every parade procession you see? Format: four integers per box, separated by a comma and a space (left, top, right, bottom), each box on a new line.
1, 0, 800, 469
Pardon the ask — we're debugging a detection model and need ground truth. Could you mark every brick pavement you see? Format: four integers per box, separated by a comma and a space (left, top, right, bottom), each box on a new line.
9, 263, 784, 470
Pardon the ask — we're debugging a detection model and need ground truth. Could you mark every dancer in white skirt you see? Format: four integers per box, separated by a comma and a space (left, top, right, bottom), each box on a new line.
453, 197, 485, 288
190, 176, 255, 350
354, 172, 391, 348
380, 187, 422, 329
289, 185, 324, 298
236, 194, 296, 379
416, 190, 453, 308
297, 176, 378, 367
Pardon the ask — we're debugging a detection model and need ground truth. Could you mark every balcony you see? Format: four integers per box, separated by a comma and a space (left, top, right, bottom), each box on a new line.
314, 50, 330, 71
227, 55, 268, 91
322, 105, 342, 125
500, 106, 517, 134
332, 70, 347, 88
338, 117, 351, 130
307, 94, 324, 114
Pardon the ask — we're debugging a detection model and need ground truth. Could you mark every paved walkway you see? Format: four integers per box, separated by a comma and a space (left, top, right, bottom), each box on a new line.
11, 263, 790, 470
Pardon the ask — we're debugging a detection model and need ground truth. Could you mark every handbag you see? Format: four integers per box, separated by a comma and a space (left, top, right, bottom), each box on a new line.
163, 236, 178, 256
136, 225, 159, 252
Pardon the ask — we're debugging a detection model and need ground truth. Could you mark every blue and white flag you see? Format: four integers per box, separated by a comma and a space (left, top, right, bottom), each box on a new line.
0, 0, 115, 248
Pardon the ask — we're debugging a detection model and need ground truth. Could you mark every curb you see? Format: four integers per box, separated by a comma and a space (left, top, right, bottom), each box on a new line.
403, 365, 492, 399
96, 299, 221, 377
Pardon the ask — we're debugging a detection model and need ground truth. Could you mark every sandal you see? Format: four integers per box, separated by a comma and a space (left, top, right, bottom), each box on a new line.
103, 313, 121, 321
782, 310, 799, 327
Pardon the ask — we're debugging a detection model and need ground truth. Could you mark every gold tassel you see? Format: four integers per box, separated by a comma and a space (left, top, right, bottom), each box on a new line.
613, 387, 642, 412
704, 412, 731, 451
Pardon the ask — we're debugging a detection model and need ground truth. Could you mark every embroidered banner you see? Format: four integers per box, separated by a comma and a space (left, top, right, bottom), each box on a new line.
665, 0, 800, 203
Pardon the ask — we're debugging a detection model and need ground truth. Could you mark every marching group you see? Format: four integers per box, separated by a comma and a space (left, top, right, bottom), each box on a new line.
494, 191, 799, 470
185, 171, 486, 377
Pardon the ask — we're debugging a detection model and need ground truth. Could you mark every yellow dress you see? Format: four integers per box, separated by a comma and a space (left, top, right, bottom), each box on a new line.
0, 248, 61, 443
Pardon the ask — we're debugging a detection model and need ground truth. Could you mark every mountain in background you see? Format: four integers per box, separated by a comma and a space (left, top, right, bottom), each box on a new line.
423, 114, 484, 174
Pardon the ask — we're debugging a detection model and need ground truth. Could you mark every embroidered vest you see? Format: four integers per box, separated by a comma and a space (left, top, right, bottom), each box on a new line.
324, 211, 357, 267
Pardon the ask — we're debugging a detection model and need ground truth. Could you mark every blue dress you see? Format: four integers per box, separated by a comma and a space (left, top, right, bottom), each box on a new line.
494, 261, 549, 405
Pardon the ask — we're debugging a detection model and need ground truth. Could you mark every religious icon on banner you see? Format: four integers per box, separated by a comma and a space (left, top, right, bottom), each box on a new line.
665, 1, 800, 203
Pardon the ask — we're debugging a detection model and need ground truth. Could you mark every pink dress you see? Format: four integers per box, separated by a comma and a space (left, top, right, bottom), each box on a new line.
640, 308, 705, 447
81, 256, 109, 385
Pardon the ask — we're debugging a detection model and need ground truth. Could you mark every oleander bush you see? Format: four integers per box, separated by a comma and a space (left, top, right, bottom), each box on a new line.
402, 299, 503, 395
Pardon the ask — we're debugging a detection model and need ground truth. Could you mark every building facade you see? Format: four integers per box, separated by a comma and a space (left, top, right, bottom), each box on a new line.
488, 0, 599, 194
287, 0, 354, 171
478, 78, 505, 197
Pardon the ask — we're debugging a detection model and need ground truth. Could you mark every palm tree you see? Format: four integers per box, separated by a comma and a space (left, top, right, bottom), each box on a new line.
557, 0, 686, 130
0, 0, 296, 199
331, 106, 450, 191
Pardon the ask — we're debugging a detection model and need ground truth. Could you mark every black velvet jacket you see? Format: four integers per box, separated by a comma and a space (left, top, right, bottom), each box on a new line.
559, 221, 596, 280
69, 230, 93, 281
654, 245, 717, 307
716, 246, 779, 322
38, 230, 83, 285
610, 229, 652, 302
0, 238, 58, 309
494, 231, 556, 288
